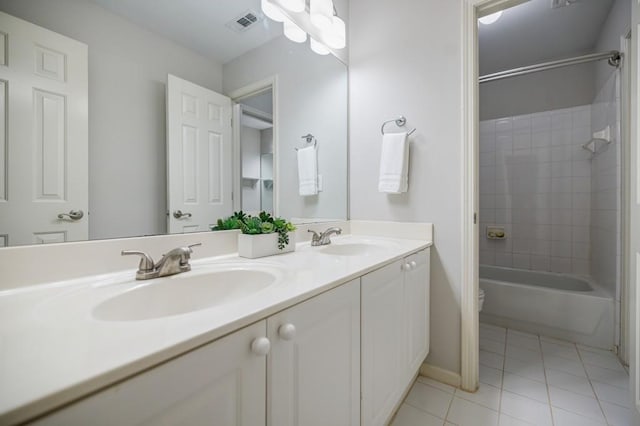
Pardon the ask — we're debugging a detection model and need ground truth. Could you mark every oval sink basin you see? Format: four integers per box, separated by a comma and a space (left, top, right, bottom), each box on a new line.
93, 269, 278, 321
319, 243, 387, 256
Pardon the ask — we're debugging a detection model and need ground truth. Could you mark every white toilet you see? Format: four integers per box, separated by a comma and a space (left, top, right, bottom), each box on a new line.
478, 288, 485, 312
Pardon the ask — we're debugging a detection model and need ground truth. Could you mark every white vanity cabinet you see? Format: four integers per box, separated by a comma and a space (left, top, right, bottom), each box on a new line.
25, 247, 429, 426
267, 279, 360, 426
32, 321, 268, 426
361, 248, 430, 426
32, 280, 361, 426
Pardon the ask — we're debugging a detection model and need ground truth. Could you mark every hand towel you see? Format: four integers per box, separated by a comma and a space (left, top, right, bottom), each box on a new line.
297, 145, 318, 196
378, 132, 409, 193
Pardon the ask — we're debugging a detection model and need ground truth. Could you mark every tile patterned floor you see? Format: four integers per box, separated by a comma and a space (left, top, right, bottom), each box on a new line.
391, 324, 632, 426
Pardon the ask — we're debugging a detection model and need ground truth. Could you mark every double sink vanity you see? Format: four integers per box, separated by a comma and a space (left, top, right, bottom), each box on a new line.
0, 221, 432, 425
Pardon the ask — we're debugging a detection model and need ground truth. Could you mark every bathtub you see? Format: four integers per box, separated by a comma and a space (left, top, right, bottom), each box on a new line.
479, 265, 615, 349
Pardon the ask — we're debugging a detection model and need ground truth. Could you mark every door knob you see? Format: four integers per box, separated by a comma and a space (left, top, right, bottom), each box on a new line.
173, 210, 192, 219
278, 323, 296, 341
251, 337, 271, 356
57, 210, 84, 220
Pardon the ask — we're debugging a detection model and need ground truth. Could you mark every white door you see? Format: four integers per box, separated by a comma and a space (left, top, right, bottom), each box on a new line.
267, 279, 360, 426
630, 0, 640, 421
34, 321, 268, 425
0, 11, 88, 247
166, 74, 232, 233
361, 260, 405, 426
404, 249, 430, 383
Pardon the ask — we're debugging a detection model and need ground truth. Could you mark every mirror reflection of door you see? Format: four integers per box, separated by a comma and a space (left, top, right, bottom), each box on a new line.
0, 11, 88, 247
166, 74, 233, 234
238, 89, 274, 215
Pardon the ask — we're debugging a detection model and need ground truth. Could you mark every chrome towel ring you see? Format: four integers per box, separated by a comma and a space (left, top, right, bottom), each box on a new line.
381, 116, 416, 136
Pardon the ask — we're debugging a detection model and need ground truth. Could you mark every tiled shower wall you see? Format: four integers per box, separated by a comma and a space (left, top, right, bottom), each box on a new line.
479, 106, 593, 274
590, 70, 621, 303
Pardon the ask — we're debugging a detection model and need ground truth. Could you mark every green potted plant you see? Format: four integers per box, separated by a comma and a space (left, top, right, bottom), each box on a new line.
212, 211, 297, 258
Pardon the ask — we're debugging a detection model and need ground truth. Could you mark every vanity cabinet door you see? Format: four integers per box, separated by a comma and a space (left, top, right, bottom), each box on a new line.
403, 248, 430, 384
32, 321, 268, 426
361, 260, 405, 426
267, 279, 360, 426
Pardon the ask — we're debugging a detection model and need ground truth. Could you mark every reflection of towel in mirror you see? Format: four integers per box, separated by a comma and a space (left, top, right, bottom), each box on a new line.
378, 132, 409, 193
297, 145, 318, 196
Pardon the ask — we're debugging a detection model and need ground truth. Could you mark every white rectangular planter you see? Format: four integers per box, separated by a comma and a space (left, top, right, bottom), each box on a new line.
238, 233, 296, 259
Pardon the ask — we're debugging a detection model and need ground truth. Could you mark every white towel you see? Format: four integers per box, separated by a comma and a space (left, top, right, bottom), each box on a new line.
378, 132, 409, 193
297, 145, 318, 196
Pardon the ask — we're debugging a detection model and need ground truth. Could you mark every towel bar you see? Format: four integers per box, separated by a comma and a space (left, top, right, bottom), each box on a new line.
381, 116, 416, 136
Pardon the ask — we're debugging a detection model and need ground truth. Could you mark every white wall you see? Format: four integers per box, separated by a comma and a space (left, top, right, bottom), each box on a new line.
349, 0, 463, 374
479, 106, 593, 274
480, 64, 596, 120
223, 36, 348, 221
0, 0, 223, 240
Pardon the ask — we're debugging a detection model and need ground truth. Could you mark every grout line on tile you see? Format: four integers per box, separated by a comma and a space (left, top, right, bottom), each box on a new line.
575, 342, 610, 425
537, 331, 556, 426
443, 388, 456, 424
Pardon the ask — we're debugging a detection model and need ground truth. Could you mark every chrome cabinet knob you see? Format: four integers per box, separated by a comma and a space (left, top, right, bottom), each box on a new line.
57, 210, 84, 220
403, 263, 411, 271
251, 337, 271, 356
278, 323, 296, 341
410, 261, 417, 269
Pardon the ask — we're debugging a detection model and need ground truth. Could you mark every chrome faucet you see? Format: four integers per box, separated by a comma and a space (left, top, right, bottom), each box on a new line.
122, 243, 201, 280
308, 227, 342, 246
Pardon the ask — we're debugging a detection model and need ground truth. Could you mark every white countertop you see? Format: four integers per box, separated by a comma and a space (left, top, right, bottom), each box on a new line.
0, 234, 431, 424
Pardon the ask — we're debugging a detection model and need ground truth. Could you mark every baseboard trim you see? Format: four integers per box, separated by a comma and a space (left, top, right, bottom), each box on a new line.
419, 363, 462, 388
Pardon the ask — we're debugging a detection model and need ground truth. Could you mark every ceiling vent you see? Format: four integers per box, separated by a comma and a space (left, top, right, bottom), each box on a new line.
226, 10, 263, 33
551, 0, 578, 8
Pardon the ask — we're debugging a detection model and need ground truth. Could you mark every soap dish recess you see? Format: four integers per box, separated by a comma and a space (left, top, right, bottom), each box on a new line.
486, 226, 505, 240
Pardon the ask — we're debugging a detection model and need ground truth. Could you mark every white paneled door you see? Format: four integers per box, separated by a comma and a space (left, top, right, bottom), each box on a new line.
167, 74, 232, 233
0, 12, 88, 247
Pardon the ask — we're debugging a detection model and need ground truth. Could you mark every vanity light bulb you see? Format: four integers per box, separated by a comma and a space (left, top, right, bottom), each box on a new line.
283, 18, 307, 43
280, 0, 305, 13
310, 37, 330, 55
310, 0, 333, 30
261, 0, 286, 22
325, 15, 345, 49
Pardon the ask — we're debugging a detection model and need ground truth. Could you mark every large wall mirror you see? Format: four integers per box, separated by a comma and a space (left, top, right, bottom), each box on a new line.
0, 0, 348, 247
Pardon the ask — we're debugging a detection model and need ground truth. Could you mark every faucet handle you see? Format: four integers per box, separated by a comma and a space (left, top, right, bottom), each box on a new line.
187, 243, 202, 252
182, 243, 202, 263
121, 250, 155, 272
307, 229, 320, 241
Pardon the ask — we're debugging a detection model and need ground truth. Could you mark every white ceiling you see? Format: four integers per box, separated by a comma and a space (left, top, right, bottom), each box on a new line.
479, 0, 615, 75
88, 0, 284, 64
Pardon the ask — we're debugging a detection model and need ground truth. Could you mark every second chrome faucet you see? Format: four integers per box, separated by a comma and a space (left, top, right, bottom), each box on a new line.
308, 227, 342, 246
122, 243, 201, 280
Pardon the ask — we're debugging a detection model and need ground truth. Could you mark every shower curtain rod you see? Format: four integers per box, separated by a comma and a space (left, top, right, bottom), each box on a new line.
479, 50, 622, 84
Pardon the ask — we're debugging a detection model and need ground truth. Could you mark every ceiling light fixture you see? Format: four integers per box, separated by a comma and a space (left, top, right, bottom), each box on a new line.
310, 0, 334, 30
478, 10, 503, 25
279, 0, 305, 13
261, 0, 286, 22
310, 38, 330, 55
283, 17, 307, 43
261, 0, 346, 56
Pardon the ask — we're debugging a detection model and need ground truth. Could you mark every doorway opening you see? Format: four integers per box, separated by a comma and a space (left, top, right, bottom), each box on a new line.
463, 0, 633, 418
236, 90, 274, 215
